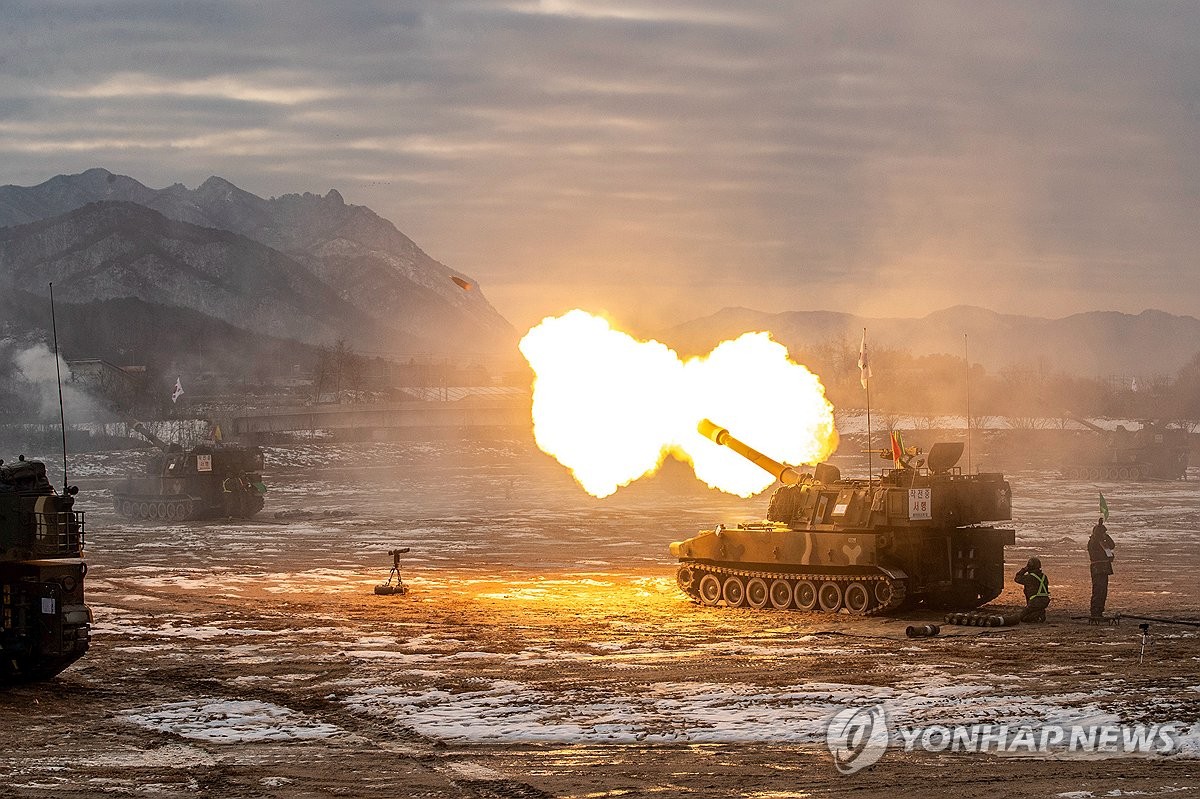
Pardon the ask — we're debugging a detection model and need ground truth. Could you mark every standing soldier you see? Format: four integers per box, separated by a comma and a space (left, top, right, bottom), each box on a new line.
1014, 557, 1051, 622
1088, 517, 1115, 618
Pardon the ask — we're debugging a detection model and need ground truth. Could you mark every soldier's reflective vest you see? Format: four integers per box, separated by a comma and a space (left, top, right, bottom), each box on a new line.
1029, 572, 1050, 599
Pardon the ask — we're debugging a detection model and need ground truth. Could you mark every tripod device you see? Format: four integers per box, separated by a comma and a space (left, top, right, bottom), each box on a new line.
1138, 623, 1152, 665
374, 547, 410, 596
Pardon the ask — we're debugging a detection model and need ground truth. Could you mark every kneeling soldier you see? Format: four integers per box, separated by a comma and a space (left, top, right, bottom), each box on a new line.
1014, 557, 1050, 623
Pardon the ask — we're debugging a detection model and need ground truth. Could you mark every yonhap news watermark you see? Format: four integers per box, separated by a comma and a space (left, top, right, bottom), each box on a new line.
825, 703, 1180, 775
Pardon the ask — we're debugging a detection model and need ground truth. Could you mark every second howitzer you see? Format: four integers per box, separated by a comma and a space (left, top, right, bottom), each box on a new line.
671, 420, 1015, 614
112, 422, 266, 521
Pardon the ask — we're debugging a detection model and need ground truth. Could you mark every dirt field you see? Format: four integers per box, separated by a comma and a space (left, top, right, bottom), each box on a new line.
2, 440, 1198, 798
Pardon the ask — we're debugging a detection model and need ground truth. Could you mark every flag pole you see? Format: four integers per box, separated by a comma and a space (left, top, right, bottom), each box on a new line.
964, 333, 972, 475
865, 375, 873, 482
862, 327, 873, 482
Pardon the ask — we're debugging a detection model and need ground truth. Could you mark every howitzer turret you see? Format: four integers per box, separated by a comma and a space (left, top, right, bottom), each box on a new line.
671, 419, 1015, 614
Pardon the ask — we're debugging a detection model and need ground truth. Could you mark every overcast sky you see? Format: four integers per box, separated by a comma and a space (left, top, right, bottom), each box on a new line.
3, 1, 1199, 332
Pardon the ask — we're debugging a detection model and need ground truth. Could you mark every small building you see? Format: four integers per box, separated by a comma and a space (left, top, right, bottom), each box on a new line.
67, 359, 144, 412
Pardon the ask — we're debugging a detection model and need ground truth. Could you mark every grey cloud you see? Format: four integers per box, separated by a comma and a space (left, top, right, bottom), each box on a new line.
2, 1, 1199, 330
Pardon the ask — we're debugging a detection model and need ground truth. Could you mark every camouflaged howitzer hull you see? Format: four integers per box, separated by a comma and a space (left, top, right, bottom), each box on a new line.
112, 423, 266, 521
0, 458, 90, 681
670, 421, 1015, 615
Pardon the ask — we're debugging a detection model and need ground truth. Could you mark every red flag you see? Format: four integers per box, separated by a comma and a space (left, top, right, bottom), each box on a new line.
890, 430, 904, 468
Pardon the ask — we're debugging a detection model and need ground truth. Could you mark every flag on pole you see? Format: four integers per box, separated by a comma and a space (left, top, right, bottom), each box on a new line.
858, 330, 872, 389
171, 377, 184, 404
1099, 491, 1109, 521
890, 430, 904, 468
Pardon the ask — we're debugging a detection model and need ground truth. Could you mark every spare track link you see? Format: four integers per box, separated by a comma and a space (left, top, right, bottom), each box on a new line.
676, 563, 906, 616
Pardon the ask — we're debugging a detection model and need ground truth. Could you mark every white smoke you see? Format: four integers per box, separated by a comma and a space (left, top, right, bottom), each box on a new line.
4, 339, 100, 421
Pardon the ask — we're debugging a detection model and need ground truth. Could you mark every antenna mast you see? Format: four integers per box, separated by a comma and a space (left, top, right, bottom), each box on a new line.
964, 333, 972, 475
49, 283, 69, 493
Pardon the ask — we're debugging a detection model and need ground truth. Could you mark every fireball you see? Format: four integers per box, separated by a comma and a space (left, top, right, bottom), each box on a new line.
519, 310, 838, 498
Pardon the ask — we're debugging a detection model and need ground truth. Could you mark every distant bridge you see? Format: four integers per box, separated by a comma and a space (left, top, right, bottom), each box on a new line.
222, 396, 531, 441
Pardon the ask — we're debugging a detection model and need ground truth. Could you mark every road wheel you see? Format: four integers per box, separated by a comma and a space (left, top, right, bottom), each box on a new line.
745, 578, 769, 609
137, 502, 150, 518
164, 503, 178, 521
769, 579, 794, 609
120, 500, 134, 517
698, 574, 723, 606
676, 565, 696, 594
793, 579, 818, 611
844, 582, 872, 614
722, 576, 747, 608
874, 580, 894, 606
818, 581, 844, 612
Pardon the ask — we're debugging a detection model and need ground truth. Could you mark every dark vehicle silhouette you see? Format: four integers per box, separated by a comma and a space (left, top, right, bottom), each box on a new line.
1062, 417, 1189, 481
112, 423, 266, 521
671, 420, 1015, 614
0, 457, 90, 680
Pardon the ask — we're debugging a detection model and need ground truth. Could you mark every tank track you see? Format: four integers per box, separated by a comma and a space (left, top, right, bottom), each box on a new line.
113, 493, 264, 522
114, 496, 201, 521
1062, 464, 1150, 481
675, 562, 907, 616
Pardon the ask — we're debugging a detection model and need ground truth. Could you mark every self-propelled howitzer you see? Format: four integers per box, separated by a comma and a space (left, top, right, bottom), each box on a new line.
112, 422, 266, 521
670, 420, 1015, 614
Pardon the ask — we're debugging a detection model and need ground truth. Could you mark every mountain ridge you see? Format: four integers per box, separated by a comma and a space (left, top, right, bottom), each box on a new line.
0, 201, 393, 347
668, 305, 1200, 377
0, 168, 514, 357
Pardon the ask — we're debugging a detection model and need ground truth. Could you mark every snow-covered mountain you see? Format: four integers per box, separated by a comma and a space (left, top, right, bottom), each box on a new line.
0, 168, 514, 358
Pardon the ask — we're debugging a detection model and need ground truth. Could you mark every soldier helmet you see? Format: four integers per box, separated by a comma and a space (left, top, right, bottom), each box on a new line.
1027, 557, 1041, 571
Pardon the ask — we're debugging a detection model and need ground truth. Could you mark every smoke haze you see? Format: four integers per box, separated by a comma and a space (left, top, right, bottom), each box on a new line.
3, 340, 101, 422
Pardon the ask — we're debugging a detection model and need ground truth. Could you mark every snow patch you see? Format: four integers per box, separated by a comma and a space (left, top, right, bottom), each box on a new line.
121, 698, 343, 743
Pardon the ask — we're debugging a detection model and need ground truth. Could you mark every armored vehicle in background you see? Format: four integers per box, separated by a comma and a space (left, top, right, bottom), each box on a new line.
112, 423, 266, 521
671, 420, 1015, 614
1062, 417, 1189, 481
0, 457, 90, 680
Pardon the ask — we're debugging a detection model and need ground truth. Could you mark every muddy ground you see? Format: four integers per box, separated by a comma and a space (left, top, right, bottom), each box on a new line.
2, 440, 1198, 798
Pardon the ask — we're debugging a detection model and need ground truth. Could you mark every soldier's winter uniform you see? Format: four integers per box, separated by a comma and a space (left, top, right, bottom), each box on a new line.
1088, 519, 1115, 618
1014, 557, 1050, 623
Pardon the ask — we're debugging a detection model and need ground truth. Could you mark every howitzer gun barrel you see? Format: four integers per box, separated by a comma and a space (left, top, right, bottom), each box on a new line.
698, 419, 803, 487
1065, 413, 1106, 434
129, 421, 170, 450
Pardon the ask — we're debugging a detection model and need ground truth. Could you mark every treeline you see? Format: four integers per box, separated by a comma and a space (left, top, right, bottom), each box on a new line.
800, 339, 1200, 429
